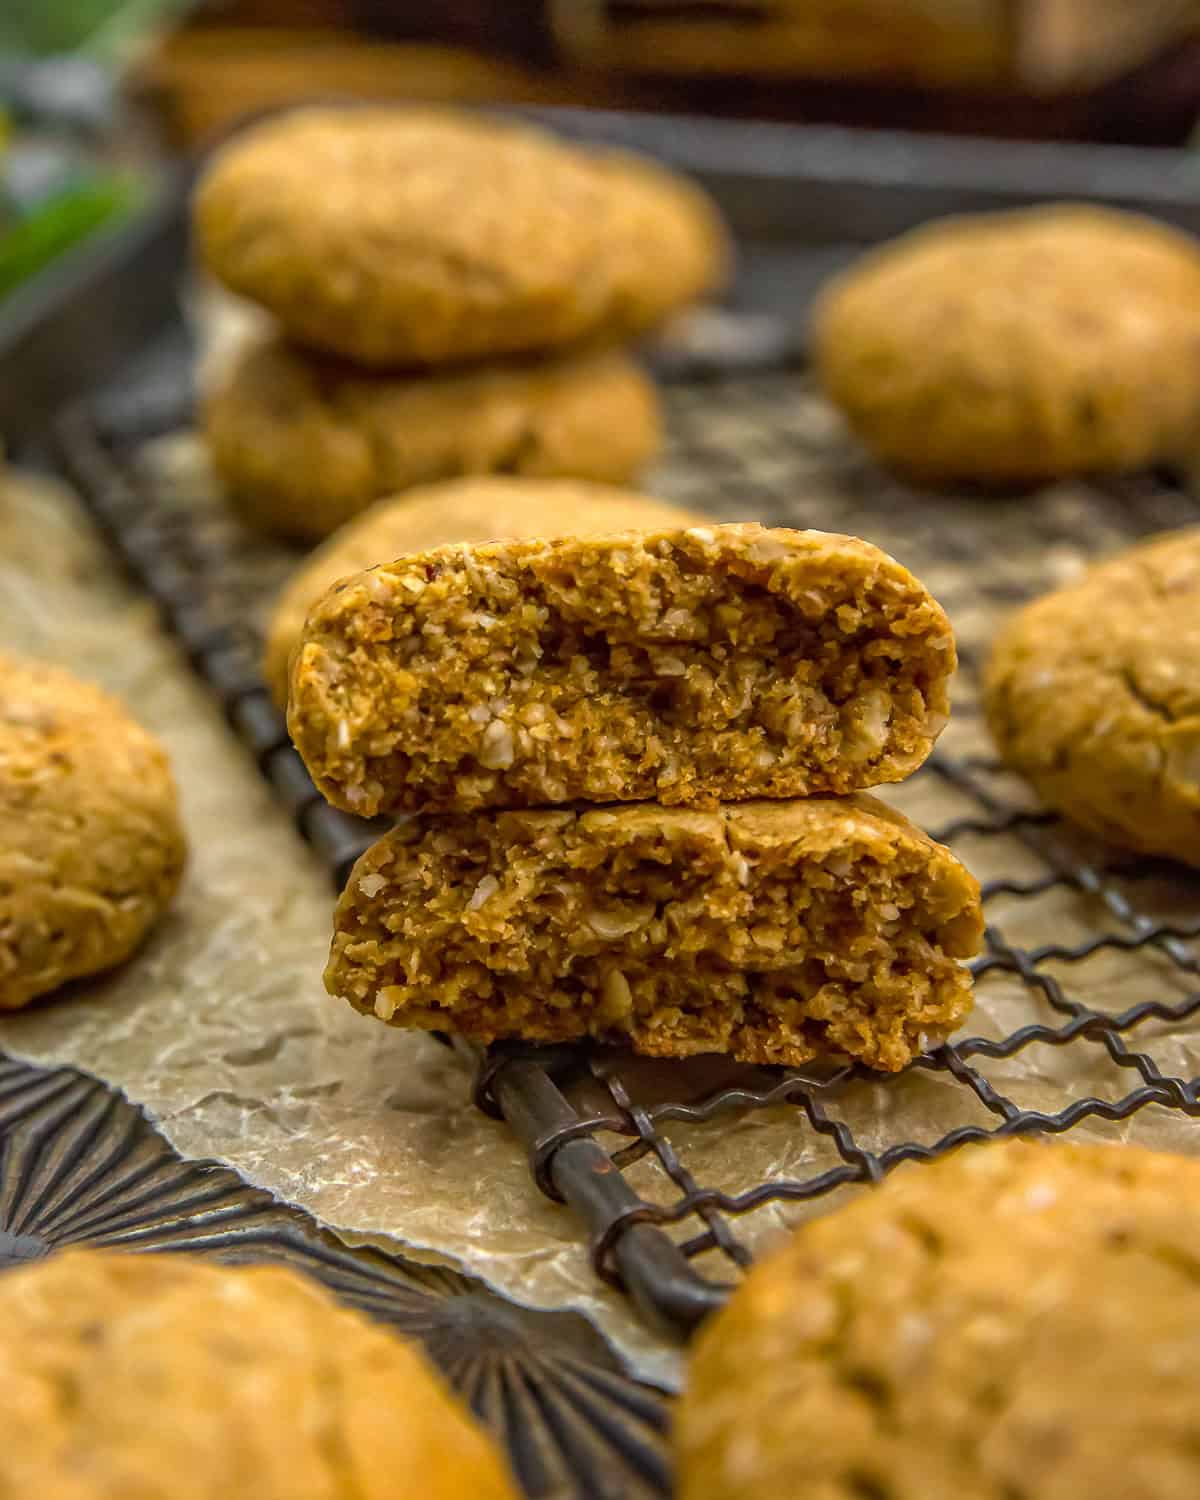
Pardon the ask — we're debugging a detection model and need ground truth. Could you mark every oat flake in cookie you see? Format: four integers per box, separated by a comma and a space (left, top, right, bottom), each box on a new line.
676, 1139, 1200, 1500
326, 795, 981, 1072
289, 523, 956, 816
0, 653, 186, 1009
985, 526, 1200, 866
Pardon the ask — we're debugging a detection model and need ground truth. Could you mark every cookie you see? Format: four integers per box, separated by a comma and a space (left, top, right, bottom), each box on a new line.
814, 205, 1200, 485
205, 337, 663, 543
264, 477, 706, 707
676, 1139, 1200, 1500
0, 654, 186, 1010
984, 526, 1200, 865
327, 794, 981, 1071
290, 523, 955, 816
194, 106, 728, 366
0, 1249, 518, 1500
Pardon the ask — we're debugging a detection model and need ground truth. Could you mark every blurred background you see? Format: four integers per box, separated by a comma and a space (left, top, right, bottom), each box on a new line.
135, 0, 1200, 145
6, 1, 1200, 360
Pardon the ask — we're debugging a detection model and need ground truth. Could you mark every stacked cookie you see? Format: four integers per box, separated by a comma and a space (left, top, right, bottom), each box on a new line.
194, 106, 728, 543
289, 521, 983, 1074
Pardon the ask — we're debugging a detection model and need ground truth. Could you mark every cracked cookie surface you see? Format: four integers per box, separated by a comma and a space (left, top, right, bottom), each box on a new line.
206, 337, 662, 542
0, 653, 186, 1009
984, 527, 1200, 865
677, 1139, 1200, 1500
290, 523, 955, 815
265, 478, 704, 707
195, 106, 728, 366
815, 205, 1200, 485
0, 1249, 519, 1500
326, 793, 981, 1071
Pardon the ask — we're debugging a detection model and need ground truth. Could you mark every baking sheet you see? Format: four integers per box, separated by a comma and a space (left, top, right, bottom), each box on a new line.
4, 385, 1200, 1392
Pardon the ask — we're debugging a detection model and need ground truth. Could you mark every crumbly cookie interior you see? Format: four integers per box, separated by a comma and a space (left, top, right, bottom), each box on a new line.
294, 527, 953, 814
327, 804, 979, 1072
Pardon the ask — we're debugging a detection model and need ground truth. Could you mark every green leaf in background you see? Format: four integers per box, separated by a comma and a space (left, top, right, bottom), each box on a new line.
0, 0, 192, 61
0, 172, 141, 301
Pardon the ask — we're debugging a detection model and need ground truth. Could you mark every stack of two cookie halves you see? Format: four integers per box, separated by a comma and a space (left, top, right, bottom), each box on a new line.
289, 522, 983, 1075
193, 107, 727, 543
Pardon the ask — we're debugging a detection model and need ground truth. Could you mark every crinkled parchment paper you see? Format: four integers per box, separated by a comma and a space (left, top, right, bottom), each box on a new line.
4, 388, 1200, 1394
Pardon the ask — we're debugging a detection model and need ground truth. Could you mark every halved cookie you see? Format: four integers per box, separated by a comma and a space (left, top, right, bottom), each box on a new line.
290, 524, 956, 815
263, 478, 704, 708
326, 794, 981, 1072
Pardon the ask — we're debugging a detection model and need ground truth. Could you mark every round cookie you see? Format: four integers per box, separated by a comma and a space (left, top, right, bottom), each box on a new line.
263, 477, 707, 707
814, 205, 1200, 485
0, 654, 186, 1009
984, 526, 1200, 865
0, 1248, 519, 1500
205, 337, 663, 542
194, 106, 728, 366
677, 1139, 1200, 1500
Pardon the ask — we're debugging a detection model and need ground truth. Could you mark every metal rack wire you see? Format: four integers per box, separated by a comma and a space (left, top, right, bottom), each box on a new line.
56, 367, 1200, 1339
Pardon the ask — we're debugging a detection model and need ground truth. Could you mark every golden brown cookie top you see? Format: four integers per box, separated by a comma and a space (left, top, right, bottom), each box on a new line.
205, 337, 663, 543
0, 653, 185, 1009
824, 203, 1200, 303
814, 204, 1200, 484
264, 477, 707, 706
0, 1248, 519, 1500
984, 526, 1200, 863
194, 106, 728, 365
0, 651, 172, 790
678, 1139, 1200, 1500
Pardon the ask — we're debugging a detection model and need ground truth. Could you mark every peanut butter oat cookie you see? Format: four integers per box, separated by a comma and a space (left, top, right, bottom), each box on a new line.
206, 338, 663, 543
0, 654, 185, 1009
327, 794, 981, 1071
984, 526, 1200, 865
290, 523, 955, 816
0, 1249, 518, 1500
814, 206, 1200, 485
677, 1139, 1200, 1500
194, 107, 728, 366
264, 478, 705, 708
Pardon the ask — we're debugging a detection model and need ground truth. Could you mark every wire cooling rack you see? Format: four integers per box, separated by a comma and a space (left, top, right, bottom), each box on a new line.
55, 365, 1200, 1338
